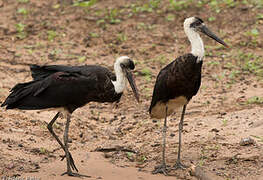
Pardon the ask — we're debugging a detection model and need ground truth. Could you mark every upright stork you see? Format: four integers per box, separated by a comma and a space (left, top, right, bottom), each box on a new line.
1, 56, 139, 177
149, 17, 228, 174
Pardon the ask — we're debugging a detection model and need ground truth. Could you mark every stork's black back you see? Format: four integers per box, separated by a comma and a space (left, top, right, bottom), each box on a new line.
149, 53, 202, 114
1, 65, 122, 113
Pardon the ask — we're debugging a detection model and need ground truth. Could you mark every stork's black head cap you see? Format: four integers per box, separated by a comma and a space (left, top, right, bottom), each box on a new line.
190, 17, 204, 28
195, 17, 204, 23
128, 59, 135, 70
117, 56, 135, 70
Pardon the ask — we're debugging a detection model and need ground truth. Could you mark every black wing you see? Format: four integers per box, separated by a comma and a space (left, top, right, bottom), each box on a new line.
30, 64, 116, 81
149, 53, 202, 113
1, 68, 119, 112
149, 61, 171, 113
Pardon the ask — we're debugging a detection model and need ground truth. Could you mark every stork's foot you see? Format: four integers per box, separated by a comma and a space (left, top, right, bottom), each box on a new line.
152, 164, 170, 175
61, 170, 91, 178
172, 161, 188, 170
60, 152, 78, 172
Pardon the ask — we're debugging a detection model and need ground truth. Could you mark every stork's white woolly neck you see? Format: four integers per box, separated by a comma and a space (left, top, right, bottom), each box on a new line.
112, 56, 128, 93
184, 18, 205, 62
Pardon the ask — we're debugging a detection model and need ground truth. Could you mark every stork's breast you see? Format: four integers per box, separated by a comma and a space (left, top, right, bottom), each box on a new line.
150, 96, 188, 119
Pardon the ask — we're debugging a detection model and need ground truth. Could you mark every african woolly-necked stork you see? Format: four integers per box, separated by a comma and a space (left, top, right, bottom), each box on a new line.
1, 56, 139, 177
149, 17, 228, 174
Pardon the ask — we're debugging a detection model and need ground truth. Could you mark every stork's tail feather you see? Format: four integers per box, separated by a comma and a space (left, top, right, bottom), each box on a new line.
30, 64, 52, 80
1, 81, 39, 109
30, 64, 78, 80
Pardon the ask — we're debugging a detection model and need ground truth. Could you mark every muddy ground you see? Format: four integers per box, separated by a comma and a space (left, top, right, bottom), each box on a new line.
0, 0, 263, 179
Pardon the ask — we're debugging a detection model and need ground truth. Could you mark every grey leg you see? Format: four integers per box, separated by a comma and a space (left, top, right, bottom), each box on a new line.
47, 112, 77, 172
162, 106, 168, 167
152, 106, 169, 175
61, 113, 90, 177
173, 105, 187, 169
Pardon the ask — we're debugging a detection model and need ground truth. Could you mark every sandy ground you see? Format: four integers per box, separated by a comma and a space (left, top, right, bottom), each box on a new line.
1, 105, 262, 180
23, 152, 177, 180
0, 0, 263, 179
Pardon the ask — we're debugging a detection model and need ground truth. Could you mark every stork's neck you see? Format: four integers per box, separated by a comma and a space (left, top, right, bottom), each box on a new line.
185, 28, 204, 62
112, 61, 126, 94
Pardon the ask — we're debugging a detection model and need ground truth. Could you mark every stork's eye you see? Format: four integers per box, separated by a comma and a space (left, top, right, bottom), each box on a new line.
120, 58, 135, 70
190, 20, 202, 28
190, 17, 204, 29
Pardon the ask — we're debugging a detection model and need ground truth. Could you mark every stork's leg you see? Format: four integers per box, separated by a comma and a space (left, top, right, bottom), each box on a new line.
152, 106, 169, 175
173, 105, 187, 169
47, 112, 77, 172
61, 114, 90, 177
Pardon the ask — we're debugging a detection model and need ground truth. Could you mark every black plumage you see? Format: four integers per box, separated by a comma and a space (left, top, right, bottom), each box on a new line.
149, 54, 202, 119
149, 17, 228, 175
1, 56, 139, 177
2, 65, 122, 112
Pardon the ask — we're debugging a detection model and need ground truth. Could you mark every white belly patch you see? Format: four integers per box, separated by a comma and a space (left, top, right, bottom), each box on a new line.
150, 96, 188, 119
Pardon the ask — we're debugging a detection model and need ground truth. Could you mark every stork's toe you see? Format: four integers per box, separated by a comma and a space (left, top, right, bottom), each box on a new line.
152, 164, 170, 175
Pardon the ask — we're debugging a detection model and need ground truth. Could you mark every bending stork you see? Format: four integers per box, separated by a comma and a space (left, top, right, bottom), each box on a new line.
1, 56, 139, 177
149, 17, 228, 175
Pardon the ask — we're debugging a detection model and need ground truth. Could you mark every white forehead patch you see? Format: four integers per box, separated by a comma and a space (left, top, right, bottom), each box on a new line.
183, 17, 196, 29
116, 56, 130, 64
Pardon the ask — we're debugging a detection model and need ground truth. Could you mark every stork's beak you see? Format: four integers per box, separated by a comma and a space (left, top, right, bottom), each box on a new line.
199, 24, 228, 47
122, 68, 140, 102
